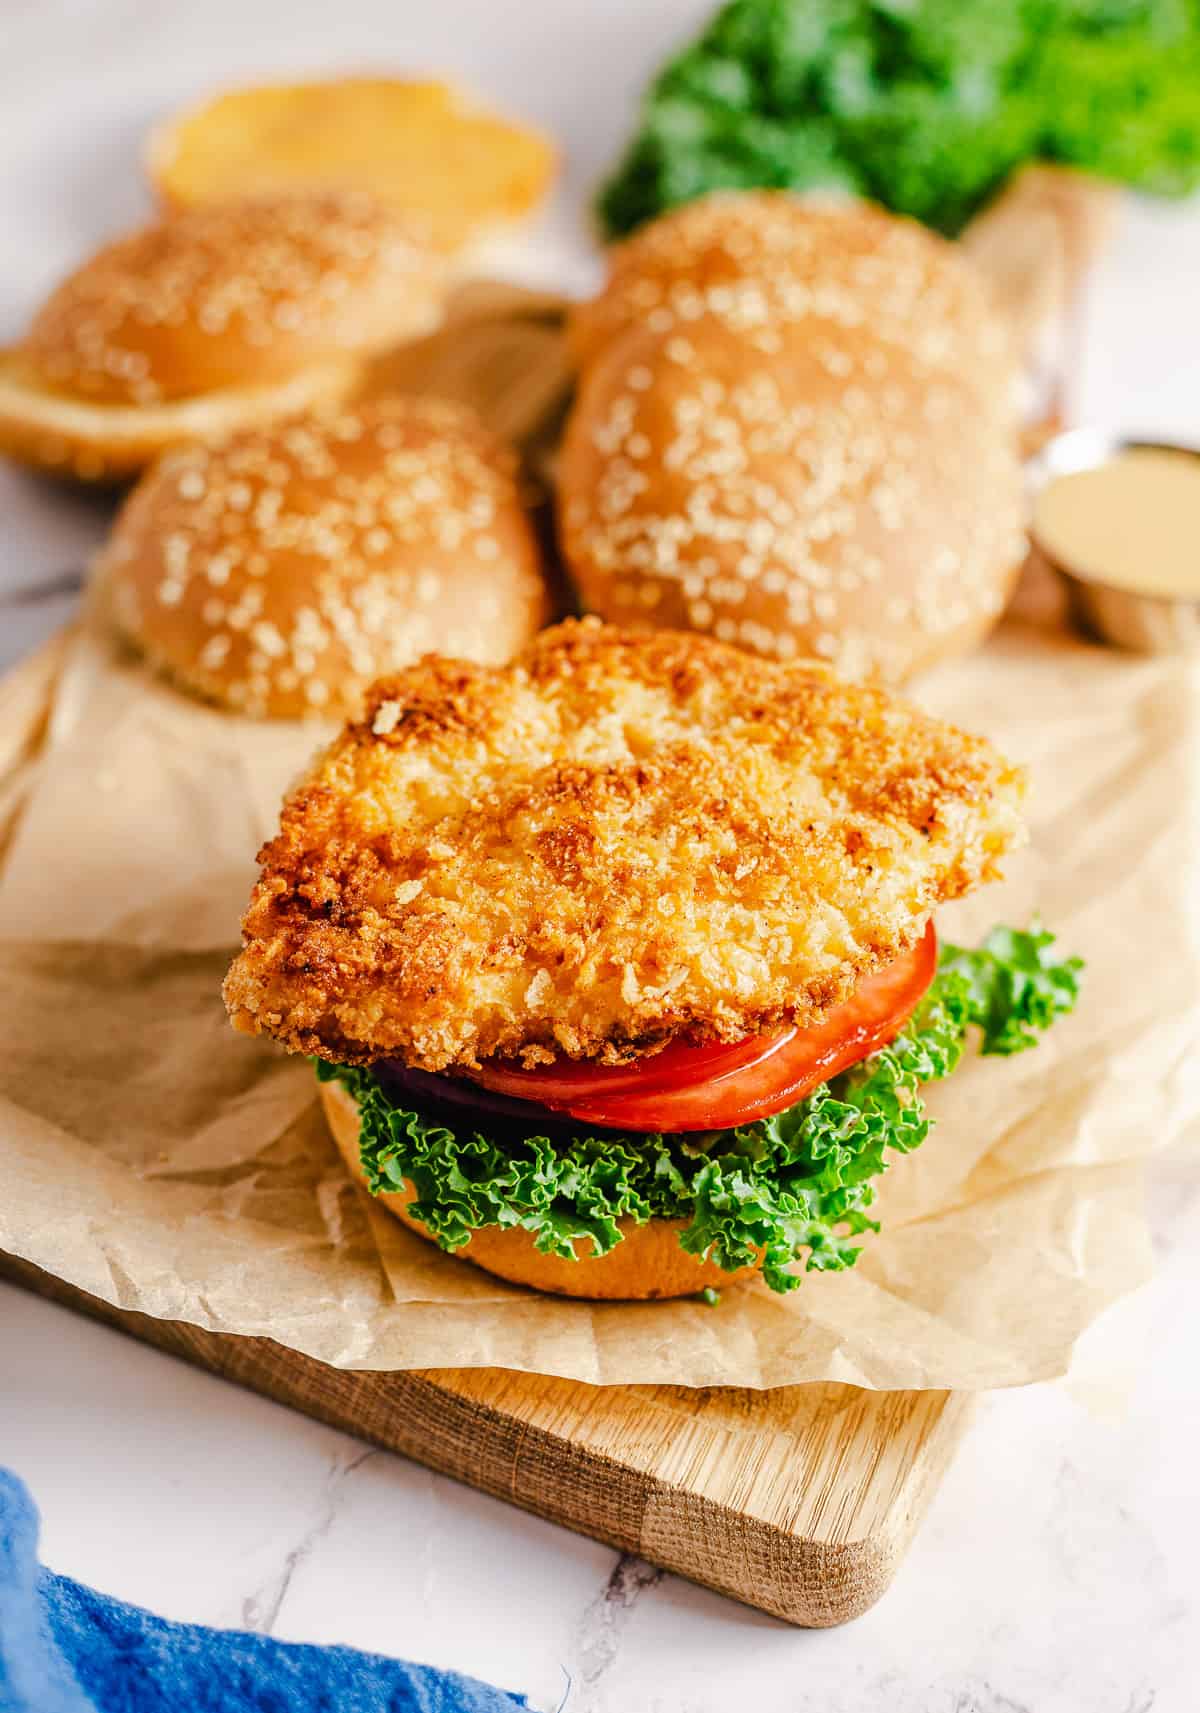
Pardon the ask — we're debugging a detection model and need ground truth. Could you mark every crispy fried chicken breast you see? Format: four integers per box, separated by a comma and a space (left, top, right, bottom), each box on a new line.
224, 619, 1025, 1070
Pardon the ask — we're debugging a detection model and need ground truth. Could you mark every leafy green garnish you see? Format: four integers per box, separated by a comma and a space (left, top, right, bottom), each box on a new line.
939, 924, 1082, 1055
598, 0, 1200, 239
319, 926, 1080, 1293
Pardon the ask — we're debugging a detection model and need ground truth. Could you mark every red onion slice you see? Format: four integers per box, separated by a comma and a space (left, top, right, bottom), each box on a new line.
372, 1059, 574, 1128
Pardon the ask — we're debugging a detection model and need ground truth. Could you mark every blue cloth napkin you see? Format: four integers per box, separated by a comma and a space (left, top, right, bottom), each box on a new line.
0, 1469, 527, 1713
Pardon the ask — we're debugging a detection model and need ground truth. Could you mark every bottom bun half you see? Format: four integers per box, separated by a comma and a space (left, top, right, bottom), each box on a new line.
320, 1077, 758, 1300
0, 349, 365, 483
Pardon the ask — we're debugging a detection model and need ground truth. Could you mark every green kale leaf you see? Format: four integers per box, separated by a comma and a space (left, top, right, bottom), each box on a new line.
318, 925, 1081, 1294
598, 0, 1200, 238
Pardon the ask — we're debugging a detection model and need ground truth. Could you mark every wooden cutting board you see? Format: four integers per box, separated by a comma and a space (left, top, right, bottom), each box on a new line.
0, 234, 1115, 1626
0, 629, 975, 1632
2, 1253, 971, 1628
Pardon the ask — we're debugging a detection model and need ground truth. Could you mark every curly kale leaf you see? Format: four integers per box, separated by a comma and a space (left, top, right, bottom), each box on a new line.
938, 923, 1083, 1055
598, 0, 1200, 237
318, 926, 1081, 1293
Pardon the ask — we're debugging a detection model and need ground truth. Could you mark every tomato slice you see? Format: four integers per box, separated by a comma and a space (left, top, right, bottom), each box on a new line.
470, 1021, 796, 1103
475, 922, 937, 1135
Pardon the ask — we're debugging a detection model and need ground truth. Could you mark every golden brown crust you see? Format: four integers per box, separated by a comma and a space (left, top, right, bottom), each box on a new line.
22, 190, 444, 406
96, 396, 553, 719
558, 314, 1025, 683
224, 618, 1025, 1070
569, 191, 1016, 394
321, 1078, 754, 1299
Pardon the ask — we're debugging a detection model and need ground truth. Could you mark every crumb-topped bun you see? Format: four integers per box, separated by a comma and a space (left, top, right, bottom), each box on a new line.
558, 313, 1025, 682
320, 1077, 750, 1299
569, 191, 1016, 395
0, 191, 445, 482
224, 618, 1025, 1069
98, 396, 553, 719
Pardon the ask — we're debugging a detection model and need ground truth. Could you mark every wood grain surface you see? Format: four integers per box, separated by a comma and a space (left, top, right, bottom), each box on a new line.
0, 1252, 972, 1626
0, 301, 979, 1623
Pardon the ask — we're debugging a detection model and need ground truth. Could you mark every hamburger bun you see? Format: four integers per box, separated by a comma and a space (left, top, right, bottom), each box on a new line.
569, 191, 1016, 399
558, 312, 1024, 684
0, 350, 363, 484
320, 1076, 756, 1299
0, 190, 445, 482
147, 76, 557, 255
98, 395, 553, 719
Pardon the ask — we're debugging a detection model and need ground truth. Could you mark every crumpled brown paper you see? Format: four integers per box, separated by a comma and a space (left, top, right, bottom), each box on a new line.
1, 280, 1197, 1388
1, 599, 1195, 1389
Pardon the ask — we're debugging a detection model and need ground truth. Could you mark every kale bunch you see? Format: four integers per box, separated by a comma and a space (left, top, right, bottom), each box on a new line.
599, 0, 1200, 237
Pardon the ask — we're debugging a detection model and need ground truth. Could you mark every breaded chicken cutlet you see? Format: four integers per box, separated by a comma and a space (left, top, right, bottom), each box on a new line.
225, 618, 1082, 1302
225, 618, 1024, 1072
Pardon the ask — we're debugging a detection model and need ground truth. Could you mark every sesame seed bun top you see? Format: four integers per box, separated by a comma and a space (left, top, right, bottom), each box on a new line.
569, 191, 1016, 402
558, 311, 1025, 683
21, 190, 445, 406
98, 395, 554, 720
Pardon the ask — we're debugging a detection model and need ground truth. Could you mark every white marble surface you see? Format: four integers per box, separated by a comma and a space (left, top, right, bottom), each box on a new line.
1, 5, 1199, 1710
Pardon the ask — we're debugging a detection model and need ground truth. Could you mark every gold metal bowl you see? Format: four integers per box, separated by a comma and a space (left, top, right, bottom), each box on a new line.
1027, 429, 1200, 655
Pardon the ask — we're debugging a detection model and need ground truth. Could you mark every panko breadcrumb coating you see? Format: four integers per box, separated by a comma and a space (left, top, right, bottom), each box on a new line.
224, 619, 1026, 1071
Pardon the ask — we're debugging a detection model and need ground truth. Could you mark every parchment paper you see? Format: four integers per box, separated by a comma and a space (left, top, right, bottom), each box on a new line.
0, 284, 1196, 1389
0, 600, 1195, 1389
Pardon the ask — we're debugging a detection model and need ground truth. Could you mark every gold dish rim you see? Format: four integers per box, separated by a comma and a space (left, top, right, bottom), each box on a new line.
1027, 427, 1200, 604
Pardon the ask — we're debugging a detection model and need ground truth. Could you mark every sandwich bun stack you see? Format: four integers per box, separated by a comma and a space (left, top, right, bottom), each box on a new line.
0, 190, 446, 482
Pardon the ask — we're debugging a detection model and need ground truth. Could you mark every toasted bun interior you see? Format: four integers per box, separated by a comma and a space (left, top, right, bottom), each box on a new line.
320, 1077, 758, 1300
147, 77, 557, 253
0, 347, 357, 483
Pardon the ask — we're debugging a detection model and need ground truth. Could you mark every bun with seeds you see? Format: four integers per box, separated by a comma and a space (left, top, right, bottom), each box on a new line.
0, 190, 445, 482
559, 193, 1025, 683
97, 395, 553, 719
223, 619, 1082, 1302
569, 191, 1016, 395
